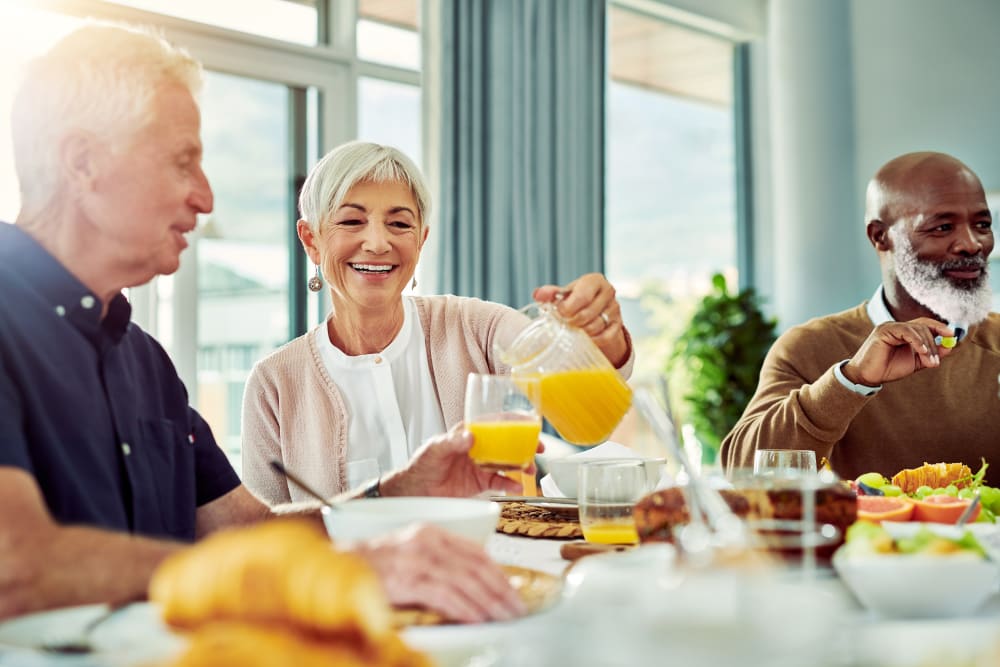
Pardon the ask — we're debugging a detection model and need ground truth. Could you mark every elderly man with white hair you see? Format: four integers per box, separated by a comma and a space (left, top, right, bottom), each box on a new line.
722, 152, 1000, 483
0, 22, 525, 623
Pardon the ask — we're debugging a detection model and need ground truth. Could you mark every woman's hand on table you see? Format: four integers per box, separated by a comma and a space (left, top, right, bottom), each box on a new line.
380, 424, 543, 498
351, 523, 525, 623
534, 272, 630, 368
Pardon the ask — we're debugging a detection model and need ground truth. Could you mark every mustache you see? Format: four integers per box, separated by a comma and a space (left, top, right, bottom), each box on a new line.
938, 256, 987, 272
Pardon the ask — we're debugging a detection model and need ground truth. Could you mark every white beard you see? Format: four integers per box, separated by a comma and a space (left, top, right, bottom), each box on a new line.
889, 224, 993, 326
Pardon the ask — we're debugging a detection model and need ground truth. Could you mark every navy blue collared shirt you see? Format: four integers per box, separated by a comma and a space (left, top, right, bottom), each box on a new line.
0, 222, 240, 541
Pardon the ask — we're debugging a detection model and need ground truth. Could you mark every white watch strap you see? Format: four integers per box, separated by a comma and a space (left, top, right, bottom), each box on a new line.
833, 359, 882, 396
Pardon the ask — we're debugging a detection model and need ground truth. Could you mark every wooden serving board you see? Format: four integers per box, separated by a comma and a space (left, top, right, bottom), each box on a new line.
496, 502, 582, 539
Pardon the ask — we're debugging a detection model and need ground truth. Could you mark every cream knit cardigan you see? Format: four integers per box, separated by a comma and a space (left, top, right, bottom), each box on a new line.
241, 294, 634, 505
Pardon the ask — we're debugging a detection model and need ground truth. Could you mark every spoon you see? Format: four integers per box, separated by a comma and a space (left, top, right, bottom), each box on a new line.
955, 493, 981, 528
270, 460, 335, 510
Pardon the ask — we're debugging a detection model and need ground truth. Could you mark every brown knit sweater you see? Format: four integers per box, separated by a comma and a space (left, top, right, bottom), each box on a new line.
721, 303, 1000, 482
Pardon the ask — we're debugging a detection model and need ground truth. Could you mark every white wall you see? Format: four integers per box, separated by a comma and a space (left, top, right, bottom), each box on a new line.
755, 0, 1000, 331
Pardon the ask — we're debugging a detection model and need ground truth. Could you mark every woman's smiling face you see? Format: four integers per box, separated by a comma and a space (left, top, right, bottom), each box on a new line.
314, 178, 426, 312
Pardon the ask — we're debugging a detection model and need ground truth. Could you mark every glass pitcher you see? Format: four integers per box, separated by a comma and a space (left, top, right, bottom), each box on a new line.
498, 302, 632, 446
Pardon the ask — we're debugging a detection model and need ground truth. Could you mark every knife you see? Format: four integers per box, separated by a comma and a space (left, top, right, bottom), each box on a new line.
488, 495, 577, 504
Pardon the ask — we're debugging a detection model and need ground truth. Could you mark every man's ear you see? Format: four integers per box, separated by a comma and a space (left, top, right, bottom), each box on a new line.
59, 131, 100, 192
867, 220, 891, 251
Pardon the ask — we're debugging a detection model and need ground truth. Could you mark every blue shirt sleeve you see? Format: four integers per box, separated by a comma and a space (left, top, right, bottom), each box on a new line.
189, 406, 241, 507
0, 352, 32, 473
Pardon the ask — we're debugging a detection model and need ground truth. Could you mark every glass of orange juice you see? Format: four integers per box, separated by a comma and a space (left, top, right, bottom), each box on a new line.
465, 373, 542, 474
578, 460, 652, 545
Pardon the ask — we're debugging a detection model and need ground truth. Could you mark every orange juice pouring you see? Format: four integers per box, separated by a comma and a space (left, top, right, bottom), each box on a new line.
500, 302, 632, 446
465, 374, 541, 472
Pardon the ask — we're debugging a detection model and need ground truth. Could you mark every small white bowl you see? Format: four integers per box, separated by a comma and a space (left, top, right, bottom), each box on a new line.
321, 497, 500, 546
546, 456, 665, 500
833, 548, 999, 618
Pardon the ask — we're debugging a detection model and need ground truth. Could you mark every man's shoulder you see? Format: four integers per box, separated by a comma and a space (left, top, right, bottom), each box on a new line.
969, 313, 1000, 351
771, 303, 870, 360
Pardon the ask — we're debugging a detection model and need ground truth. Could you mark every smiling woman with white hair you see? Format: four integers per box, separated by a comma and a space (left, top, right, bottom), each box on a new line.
242, 140, 634, 505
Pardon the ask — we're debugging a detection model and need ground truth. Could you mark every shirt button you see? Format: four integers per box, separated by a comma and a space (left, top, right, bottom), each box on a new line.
54, 305, 66, 317
374, 356, 383, 364
81, 295, 96, 309
121, 442, 132, 456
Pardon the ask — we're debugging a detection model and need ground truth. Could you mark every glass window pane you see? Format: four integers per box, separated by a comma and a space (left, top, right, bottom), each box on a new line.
0, 5, 81, 222
605, 12, 737, 447
196, 71, 292, 469
356, 19, 420, 70
358, 77, 422, 166
106, 0, 317, 45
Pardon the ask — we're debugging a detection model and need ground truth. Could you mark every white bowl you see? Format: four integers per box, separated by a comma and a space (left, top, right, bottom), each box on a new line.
833, 548, 999, 618
322, 497, 500, 546
545, 456, 665, 500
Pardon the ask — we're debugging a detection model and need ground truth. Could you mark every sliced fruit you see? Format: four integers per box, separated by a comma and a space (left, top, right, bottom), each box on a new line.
856, 495, 915, 522
891, 462, 971, 494
910, 495, 980, 524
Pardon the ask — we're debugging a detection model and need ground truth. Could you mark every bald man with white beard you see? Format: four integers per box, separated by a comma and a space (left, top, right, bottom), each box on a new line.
722, 152, 1000, 482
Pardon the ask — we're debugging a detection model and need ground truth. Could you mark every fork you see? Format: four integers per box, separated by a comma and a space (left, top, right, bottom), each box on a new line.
40, 602, 131, 654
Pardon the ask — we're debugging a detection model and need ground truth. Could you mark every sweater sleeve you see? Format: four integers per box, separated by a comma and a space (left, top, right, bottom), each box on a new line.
720, 325, 876, 471
240, 362, 292, 506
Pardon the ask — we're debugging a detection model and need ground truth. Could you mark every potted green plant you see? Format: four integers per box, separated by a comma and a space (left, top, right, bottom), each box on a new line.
667, 273, 778, 465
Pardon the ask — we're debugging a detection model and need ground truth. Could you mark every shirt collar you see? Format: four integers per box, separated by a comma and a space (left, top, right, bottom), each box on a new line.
0, 222, 132, 344
866, 284, 895, 326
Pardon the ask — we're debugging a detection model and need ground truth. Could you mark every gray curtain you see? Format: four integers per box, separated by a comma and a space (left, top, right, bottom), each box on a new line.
436, 0, 605, 307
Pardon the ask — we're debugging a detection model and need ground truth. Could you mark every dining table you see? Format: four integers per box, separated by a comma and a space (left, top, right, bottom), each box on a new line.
2, 527, 1000, 667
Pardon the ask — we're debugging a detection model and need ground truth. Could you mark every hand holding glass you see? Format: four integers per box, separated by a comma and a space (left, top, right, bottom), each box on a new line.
578, 460, 653, 545
465, 374, 541, 472
753, 449, 817, 477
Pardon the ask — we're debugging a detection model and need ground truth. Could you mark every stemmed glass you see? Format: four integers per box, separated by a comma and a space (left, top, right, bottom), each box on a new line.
752, 450, 817, 478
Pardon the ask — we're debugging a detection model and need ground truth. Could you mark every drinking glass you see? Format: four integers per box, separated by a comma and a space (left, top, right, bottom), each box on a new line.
465, 374, 542, 474
578, 460, 653, 545
753, 449, 817, 477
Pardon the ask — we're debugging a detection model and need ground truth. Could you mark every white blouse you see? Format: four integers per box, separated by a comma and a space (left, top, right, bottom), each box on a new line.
314, 297, 447, 489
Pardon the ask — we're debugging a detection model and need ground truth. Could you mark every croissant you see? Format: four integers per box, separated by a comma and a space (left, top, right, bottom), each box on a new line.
890, 462, 972, 494
170, 622, 431, 667
149, 519, 391, 641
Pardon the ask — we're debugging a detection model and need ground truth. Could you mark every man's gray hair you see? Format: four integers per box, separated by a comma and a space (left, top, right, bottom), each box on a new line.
11, 22, 202, 218
299, 141, 431, 232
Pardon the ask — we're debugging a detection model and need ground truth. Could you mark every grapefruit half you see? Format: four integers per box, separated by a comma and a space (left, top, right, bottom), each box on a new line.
856, 495, 915, 522
911, 495, 980, 524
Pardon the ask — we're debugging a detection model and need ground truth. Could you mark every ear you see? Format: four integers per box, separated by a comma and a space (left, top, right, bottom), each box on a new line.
59, 131, 101, 193
296, 219, 322, 265
867, 220, 891, 251
419, 224, 429, 250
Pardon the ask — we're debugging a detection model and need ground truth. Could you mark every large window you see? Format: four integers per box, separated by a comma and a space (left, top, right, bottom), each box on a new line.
0, 0, 421, 473
605, 5, 739, 445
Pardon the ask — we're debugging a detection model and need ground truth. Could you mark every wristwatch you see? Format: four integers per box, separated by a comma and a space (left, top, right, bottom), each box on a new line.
833, 359, 882, 397
362, 476, 381, 498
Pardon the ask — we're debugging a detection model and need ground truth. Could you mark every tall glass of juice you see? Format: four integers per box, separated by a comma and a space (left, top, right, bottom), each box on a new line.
465, 373, 542, 474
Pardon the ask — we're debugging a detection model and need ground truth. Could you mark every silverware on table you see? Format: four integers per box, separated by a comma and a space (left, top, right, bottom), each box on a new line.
956, 493, 982, 528
40, 602, 133, 654
270, 459, 336, 510
488, 496, 577, 504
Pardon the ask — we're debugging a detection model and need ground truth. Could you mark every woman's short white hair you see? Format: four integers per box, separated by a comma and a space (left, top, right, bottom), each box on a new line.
11, 22, 202, 217
299, 141, 431, 232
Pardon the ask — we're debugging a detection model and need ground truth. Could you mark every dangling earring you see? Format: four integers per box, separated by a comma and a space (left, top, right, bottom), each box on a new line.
411, 276, 417, 290
308, 265, 323, 292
